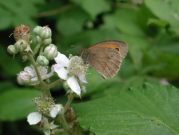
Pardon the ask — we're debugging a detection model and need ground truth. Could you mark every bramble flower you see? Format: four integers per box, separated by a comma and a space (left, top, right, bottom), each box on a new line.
53, 52, 88, 96
27, 104, 63, 125
27, 113, 59, 135
17, 66, 53, 85
8, 25, 90, 135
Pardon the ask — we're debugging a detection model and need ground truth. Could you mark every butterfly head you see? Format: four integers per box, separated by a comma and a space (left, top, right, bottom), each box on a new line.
80, 48, 91, 64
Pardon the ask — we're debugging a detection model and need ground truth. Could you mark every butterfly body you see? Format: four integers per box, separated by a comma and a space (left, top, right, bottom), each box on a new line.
81, 40, 128, 79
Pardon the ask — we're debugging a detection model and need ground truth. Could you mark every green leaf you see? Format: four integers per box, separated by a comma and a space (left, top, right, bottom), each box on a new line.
119, 33, 149, 71
57, 7, 89, 36
145, 0, 179, 33
58, 28, 121, 54
103, 8, 145, 36
143, 47, 179, 79
0, 82, 15, 94
0, 88, 40, 121
72, 0, 110, 19
0, 8, 12, 29
74, 82, 179, 135
0, 47, 22, 77
0, 0, 45, 29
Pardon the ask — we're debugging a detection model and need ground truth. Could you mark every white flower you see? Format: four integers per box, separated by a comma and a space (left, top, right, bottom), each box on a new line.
53, 52, 87, 96
27, 112, 42, 125
27, 113, 58, 135
27, 104, 63, 125
50, 104, 63, 118
17, 66, 54, 85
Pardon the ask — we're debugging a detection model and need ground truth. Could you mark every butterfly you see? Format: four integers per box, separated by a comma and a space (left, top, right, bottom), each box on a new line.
81, 40, 128, 79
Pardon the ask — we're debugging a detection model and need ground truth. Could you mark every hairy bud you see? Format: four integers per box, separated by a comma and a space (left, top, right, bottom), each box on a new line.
37, 55, 49, 66
14, 39, 28, 52
44, 44, 58, 60
7, 45, 18, 55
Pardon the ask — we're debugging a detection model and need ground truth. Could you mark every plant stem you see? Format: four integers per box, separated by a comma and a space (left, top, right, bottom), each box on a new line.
27, 52, 46, 87
64, 93, 74, 112
35, 4, 72, 18
59, 113, 73, 135
47, 79, 63, 89
33, 43, 41, 56
39, 45, 44, 55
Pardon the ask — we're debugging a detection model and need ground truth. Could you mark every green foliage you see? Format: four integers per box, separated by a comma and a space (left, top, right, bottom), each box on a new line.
0, 0, 45, 29
0, 88, 40, 121
145, 0, 179, 33
74, 79, 179, 135
57, 7, 89, 36
72, 0, 110, 19
1, 0, 179, 134
0, 46, 22, 77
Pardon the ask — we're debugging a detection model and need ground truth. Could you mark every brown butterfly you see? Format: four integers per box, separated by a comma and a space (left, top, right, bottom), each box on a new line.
81, 40, 128, 79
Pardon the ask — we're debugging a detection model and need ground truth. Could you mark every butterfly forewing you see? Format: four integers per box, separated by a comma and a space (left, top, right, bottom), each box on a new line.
81, 41, 128, 79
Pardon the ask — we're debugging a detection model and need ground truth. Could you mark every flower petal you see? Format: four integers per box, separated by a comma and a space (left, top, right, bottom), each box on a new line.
54, 52, 70, 67
78, 73, 87, 83
53, 65, 68, 80
27, 112, 42, 125
50, 104, 63, 118
67, 76, 81, 96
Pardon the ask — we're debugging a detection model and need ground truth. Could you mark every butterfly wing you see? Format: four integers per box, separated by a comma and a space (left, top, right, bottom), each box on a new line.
81, 41, 128, 79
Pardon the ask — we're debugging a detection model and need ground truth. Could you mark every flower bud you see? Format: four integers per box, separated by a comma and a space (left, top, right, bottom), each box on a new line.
36, 36, 42, 43
14, 39, 28, 52
39, 26, 52, 39
37, 55, 49, 66
44, 44, 58, 60
33, 26, 43, 35
43, 38, 52, 45
7, 45, 18, 55
17, 71, 31, 85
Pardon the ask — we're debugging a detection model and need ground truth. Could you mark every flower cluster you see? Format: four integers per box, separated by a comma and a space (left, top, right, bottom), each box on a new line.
7, 25, 88, 135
